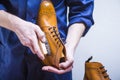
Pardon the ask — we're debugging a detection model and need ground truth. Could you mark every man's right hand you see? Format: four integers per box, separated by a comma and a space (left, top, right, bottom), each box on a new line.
0, 10, 45, 60
14, 21, 45, 60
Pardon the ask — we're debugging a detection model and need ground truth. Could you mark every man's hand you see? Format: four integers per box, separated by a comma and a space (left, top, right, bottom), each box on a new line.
42, 44, 74, 74
0, 10, 45, 60
42, 23, 86, 74
14, 21, 45, 60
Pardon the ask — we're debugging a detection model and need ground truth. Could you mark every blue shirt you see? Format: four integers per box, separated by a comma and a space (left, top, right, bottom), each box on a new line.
0, 1, 94, 80
0, 0, 94, 56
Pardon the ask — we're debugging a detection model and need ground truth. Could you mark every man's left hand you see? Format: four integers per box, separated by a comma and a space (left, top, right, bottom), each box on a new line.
42, 44, 74, 74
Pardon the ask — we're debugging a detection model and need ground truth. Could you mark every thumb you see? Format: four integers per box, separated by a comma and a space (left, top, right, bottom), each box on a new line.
59, 60, 73, 69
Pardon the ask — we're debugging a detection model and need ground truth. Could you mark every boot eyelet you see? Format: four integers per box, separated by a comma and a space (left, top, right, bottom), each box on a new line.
99, 66, 104, 69
102, 70, 107, 74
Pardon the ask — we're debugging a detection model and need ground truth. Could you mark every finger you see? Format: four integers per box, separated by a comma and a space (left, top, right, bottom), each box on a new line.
23, 40, 37, 55
28, 44, 34, 53
42, 66, 73, 74
20, 38, 36, 54
59, 59, 73, 69
30, 32, 45, 60
35, 25, 46, 43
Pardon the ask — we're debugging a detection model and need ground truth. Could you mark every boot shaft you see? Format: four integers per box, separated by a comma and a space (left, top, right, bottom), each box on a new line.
84, 56, 111, 80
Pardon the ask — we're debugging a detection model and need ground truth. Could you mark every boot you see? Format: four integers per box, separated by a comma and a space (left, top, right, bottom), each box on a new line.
84, 56, 111, 80
37, 0, 66, 68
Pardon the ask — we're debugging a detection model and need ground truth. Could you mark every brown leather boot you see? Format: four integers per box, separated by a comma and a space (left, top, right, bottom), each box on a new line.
37, 0, 66, 68
84, 56, 111, 80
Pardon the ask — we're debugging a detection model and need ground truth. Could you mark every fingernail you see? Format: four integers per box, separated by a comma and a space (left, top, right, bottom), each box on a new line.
41, 36, 47, 43
37, 53, 45, 60
41, 55, 45, 60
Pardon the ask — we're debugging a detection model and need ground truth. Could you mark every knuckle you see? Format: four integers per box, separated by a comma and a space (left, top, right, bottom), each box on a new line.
36, 25, 40, 29
22, 41, 31, 46
28, 37, 33, 41
35, 25, 40, 31
27, 36, 35, 42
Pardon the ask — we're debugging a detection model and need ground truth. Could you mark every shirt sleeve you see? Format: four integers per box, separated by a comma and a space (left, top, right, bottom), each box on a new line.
0, 3, 7, 44
66, 0, 94, 36
0, 3, 6, 11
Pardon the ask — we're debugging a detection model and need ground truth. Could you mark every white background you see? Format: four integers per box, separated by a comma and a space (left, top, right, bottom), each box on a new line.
73, 0, 120, 80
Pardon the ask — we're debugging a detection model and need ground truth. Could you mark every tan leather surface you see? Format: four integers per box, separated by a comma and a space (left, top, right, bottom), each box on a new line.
37, 0, 66, 68
84, 57, 111, 80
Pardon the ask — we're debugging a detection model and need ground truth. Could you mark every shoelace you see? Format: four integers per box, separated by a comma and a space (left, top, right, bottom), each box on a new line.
48, 27, 62, 47
99, 66, 111, 80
